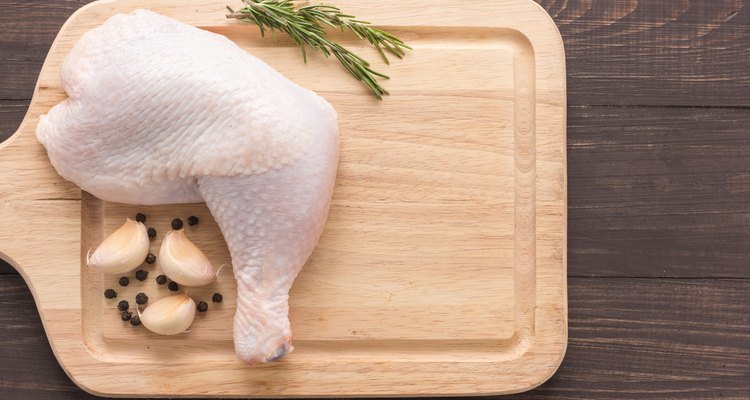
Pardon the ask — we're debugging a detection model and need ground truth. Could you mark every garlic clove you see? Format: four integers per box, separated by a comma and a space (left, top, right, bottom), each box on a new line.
159, 229, 216, 287
88, 218, 150, 274
139, 294, 196, 335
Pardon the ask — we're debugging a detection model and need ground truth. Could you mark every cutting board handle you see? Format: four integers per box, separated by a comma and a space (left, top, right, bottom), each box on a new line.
0, 0, 93, 279
0, 106, 81, 282
0, 120, 34, 275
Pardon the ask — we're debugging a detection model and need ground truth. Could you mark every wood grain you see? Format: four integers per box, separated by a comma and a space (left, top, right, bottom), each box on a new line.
538, 0, 750, 107
0, 100, 27, 142
0, 0, 566, 396
514, 278, 750, 399
569, 105, 750, 278
2, 276, 747, 399
0, 1, 81, 100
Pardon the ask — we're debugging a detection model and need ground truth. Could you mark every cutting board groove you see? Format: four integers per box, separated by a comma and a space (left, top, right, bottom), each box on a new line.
0, 0, 566, 396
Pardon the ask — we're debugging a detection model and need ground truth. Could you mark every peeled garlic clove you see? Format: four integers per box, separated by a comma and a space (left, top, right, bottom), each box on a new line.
159, 229, 216, 287
139, 294, 196, 335
88, 218, 149, 274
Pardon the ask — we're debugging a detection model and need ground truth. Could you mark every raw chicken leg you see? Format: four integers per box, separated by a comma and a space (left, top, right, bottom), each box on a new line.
36, 10, 339, 363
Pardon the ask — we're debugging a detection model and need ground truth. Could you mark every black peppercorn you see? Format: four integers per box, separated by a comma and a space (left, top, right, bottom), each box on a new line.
147, 227, 157, 239
135, 292, 149, 305
117, 300, 129, 311
118, 276, 129, 287
171, 218, 183, 230
187, 216, 199, 226
130, 316, 141, 326
145, 253, 156, 264
121, 311, 132, 321
104, 289, 117, 299
197, 301, 208, 312
212, 293, 223, 303
135, 269, 148, 281
155, 275, 167, 285
168, 281, 179, 292
135, 213, 146, 223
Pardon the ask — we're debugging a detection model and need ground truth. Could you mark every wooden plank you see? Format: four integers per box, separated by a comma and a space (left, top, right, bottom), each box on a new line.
2, 275, 747, 399
0, 261, 15, 274
568, 105, 750, 278
510, 278, 750, 399
0, 1, 81, 100
538, 0, 750, 107
2, 1, 750, 105
0, 100, 27, 143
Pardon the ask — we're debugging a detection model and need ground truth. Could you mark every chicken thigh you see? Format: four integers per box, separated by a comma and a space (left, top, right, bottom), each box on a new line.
36, 9, 339, 363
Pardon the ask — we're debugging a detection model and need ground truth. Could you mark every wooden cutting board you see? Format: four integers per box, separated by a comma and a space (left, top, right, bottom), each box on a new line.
0, 0, 566, 396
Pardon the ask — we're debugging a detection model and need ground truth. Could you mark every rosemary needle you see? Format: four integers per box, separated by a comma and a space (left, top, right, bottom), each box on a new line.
296, 4, 410, 64
226, 0, 410, 99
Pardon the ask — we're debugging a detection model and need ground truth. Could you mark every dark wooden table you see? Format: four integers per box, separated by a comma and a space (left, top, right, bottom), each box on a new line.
1, 1, 749, 399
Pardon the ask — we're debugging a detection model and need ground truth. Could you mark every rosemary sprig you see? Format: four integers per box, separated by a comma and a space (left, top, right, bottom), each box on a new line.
226, 0, 410, 99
